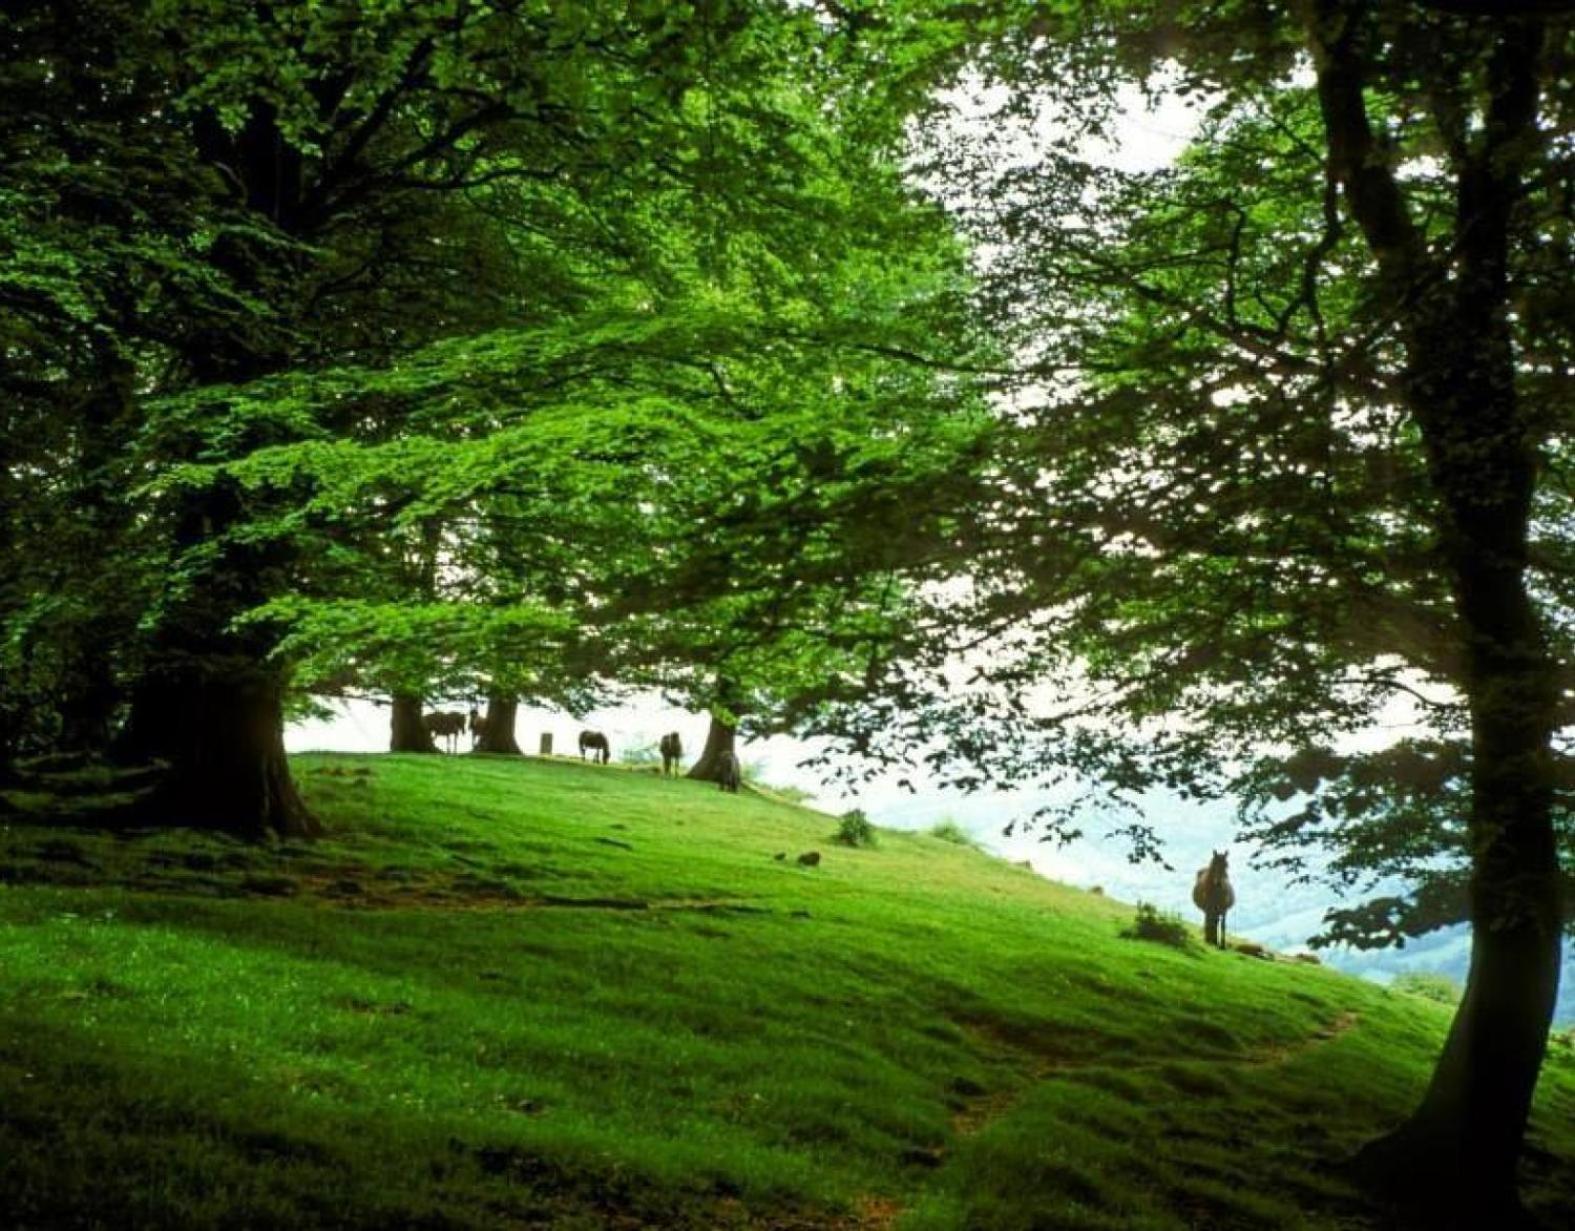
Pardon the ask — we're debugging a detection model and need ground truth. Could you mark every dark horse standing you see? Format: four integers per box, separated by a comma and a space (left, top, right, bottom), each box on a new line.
715, 749, 741, 794
659, 732, 683, 777
1193, 850, 1236, 949
578, 730, 610, 765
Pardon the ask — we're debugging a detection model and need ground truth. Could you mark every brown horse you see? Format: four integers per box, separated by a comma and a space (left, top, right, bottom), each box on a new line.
423, 710, 467, 753
659, 732, 683, 777
578, 730, 610, 765
1192, 849, 1235, 949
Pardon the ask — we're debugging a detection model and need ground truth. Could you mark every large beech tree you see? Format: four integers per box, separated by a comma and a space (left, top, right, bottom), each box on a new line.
6, 0, 987, 836
811, 0, 1575, 1221
109, 0, 786, 838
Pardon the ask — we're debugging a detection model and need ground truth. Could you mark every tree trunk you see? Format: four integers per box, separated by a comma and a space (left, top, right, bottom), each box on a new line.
474, 694, 521, 755
105, 102, 321, 839
1352, 539, 1561, 1224
1353, 386, 1562, 1221
50, 342, 137, 759
390, 693, 436, 753
117, 666, 319, 839
114, 471, 318, 839
687, 713, 738, 782
56, 664, 120, 754
1307, 13, 1561, 1218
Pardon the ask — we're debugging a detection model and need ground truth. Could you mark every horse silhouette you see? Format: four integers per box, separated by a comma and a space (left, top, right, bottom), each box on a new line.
423, 710, 467, 753
659, 732, 683, 777
716, 749, 741, 794
578, 730, 610, 764
1193, 849, 1236, 948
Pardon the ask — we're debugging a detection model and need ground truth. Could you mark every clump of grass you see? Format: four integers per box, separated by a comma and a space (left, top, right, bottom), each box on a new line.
928, 818, 981, 849
1391, 971, 1463, 1006
1121, 901, 1196, 950
832, 809, 877, 849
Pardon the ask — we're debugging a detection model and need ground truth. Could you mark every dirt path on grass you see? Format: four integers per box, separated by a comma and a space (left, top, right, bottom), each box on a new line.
948, 1008, 1360, 1134
846, 1009, 1362, 1231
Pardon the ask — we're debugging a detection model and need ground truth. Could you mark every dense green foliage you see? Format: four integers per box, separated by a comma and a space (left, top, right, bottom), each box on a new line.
0, 0, 991, 825
2, 753, 1571, 1229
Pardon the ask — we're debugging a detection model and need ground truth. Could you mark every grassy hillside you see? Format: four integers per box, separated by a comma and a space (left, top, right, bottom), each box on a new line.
2, 754, 1572, 1230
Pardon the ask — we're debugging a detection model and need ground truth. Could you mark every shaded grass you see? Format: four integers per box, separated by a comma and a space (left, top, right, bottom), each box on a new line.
0, 752, 1571, 1229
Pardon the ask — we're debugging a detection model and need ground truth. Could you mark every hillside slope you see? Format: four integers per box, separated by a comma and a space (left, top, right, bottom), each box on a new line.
2, 754, 1572, 1229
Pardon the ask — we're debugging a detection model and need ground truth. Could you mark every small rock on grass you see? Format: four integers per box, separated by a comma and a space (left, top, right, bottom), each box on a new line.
796, 851, 821, 867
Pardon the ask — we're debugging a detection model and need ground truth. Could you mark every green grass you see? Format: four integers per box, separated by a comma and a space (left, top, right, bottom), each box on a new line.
1, 752, 1572, 1229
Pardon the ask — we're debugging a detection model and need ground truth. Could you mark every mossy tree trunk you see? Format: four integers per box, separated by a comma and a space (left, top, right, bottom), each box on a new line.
118, 660, 320, 839
390, 694, 436, 753
474, 694, 522, 755
686, 713, 738, 782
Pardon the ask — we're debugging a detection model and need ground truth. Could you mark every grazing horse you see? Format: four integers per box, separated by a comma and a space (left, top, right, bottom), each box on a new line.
1192, 850, 1236, 949
578, 730, 610, 765
716, 749, 741, 794
423, 710, 467, 753
659, 732, 683, 777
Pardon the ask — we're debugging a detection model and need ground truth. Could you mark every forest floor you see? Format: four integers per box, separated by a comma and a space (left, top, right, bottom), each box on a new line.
1, 753, 1572, 1230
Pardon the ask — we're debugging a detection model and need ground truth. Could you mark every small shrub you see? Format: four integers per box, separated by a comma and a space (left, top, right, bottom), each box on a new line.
928, 818, 981, 849
617, 743, 661, 767
1122, 902, 1195, 950
832, 809, 877, 849
1391, 972, 1463, 1006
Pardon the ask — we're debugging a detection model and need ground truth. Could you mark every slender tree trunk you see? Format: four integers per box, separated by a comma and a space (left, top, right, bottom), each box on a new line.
1354, 354, 1563, 1220
474, 694, 521, 755
1353, 535, 1561, 1225
1306, 13, 1560, 1218
390, 693, 436, 753
687, 713, 737, 782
